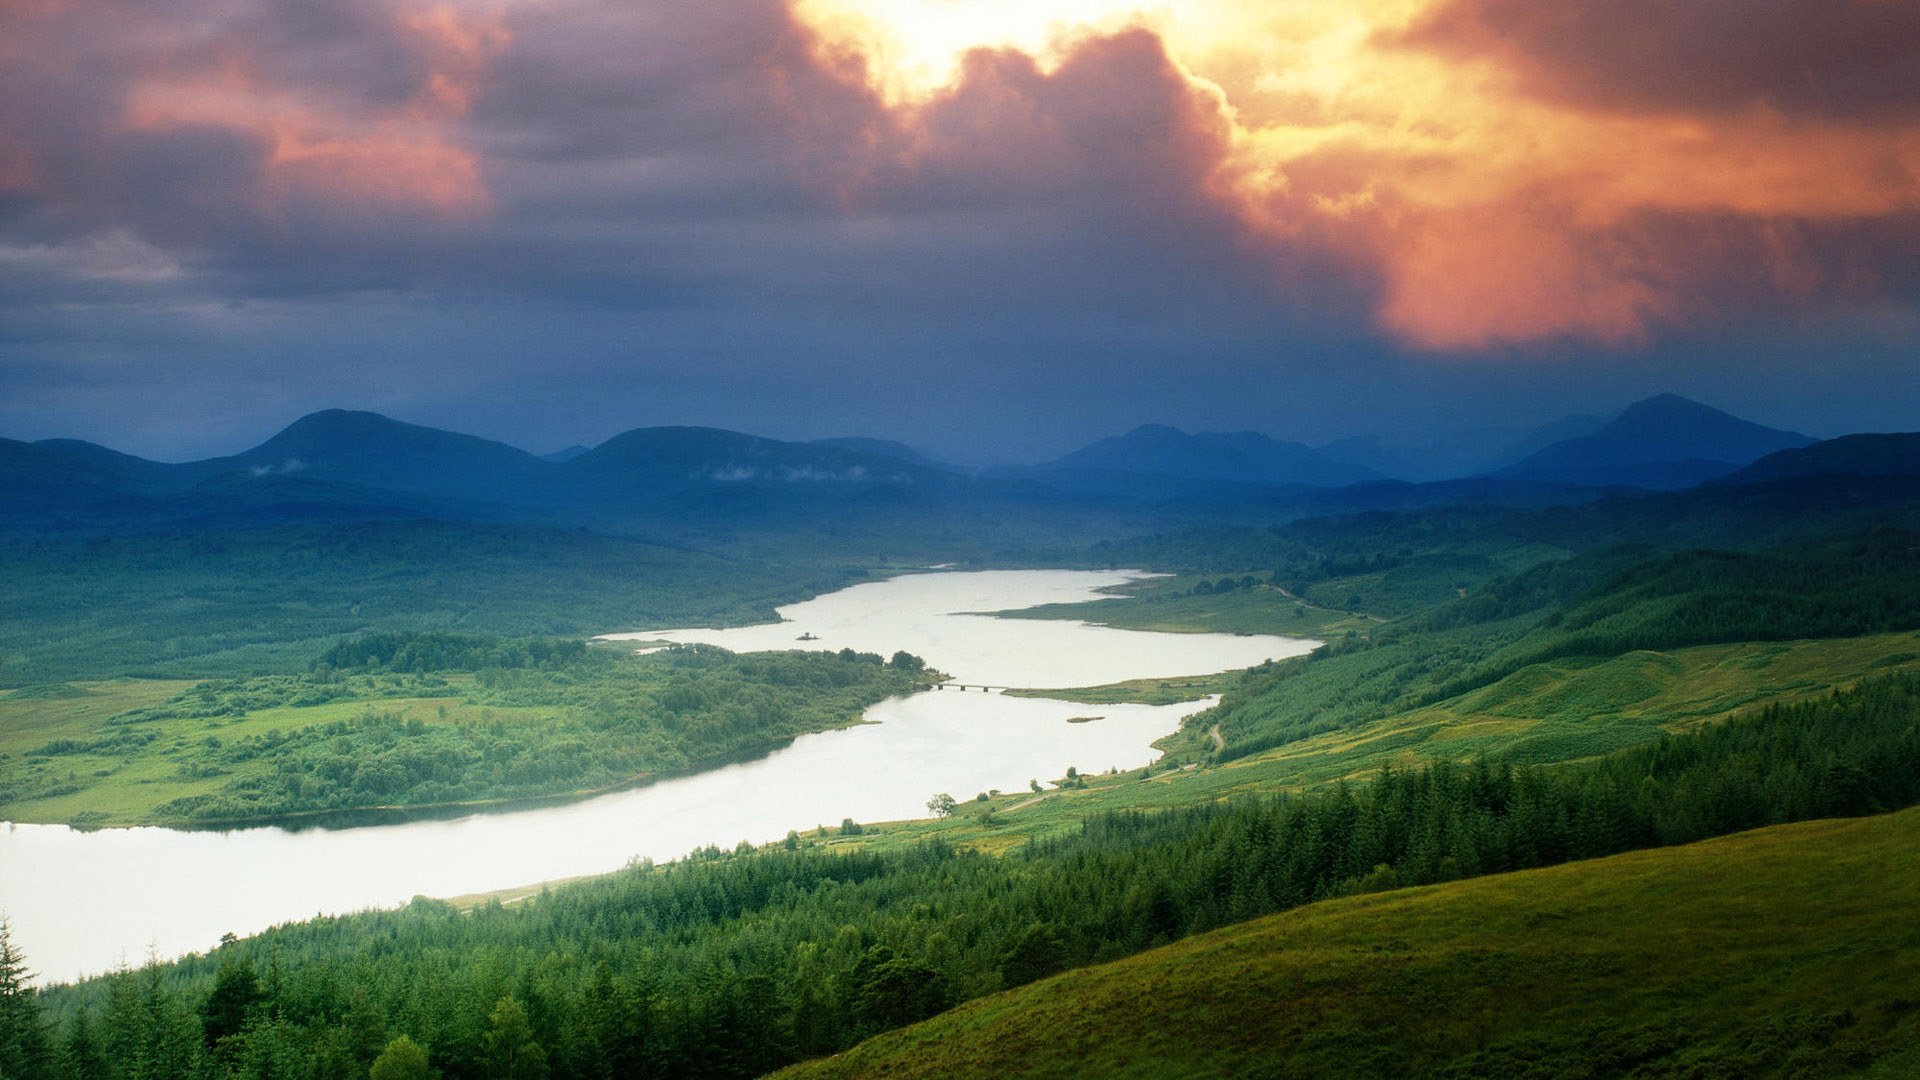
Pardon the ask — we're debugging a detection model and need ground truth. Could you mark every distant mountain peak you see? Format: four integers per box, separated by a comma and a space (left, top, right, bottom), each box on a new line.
224, 409, 552, 502
565, 425, 937, 490
1615, 392, 1732, 422
1497, 394, 1815, 489
1046, 424, 1381, 488
542, 445, 592, 464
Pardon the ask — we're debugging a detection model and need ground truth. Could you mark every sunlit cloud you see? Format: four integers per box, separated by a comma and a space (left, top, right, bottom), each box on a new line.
114, 1, 508, 219
2, 0, 1916, 463
797, 0, 1920, 350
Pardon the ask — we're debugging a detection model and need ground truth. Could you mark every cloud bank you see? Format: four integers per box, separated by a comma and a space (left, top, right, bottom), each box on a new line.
1, 0, 1916, 455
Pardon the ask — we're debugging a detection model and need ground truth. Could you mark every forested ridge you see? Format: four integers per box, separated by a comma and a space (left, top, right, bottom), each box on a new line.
0, 522, 864, 685
3, 669, 1915, 1079
1208, 527, 1920, 761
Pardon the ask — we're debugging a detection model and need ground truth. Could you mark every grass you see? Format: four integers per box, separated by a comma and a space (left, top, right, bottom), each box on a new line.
988, 576, 1372, 638
1003, 672, 1238, 706
0, 677, 557, 825
781, 805, 1920, 1079
1306, 629, 1920, 775
836, 630, 1920, 858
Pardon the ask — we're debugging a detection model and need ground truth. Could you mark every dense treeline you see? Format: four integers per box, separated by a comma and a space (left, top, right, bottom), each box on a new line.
1419, 527, 1920, 704
1544, 526, 1920, 648
1211, 527, 1920, 760
1067, 512, 1573, 619
1, 636, 932, 825
6, 671, 1915, 1079
316, 633, 590, 675
0, 521, 862, 684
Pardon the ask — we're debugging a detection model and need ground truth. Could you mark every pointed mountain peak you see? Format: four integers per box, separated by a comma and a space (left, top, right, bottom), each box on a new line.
1500, 394, 1816, 488
1613, 393, 1732, 423
262, 409, 465, 444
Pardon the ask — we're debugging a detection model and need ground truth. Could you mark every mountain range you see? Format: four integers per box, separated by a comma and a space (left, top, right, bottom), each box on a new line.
1040, 424, 1382, 489
2, 395, 1910, 534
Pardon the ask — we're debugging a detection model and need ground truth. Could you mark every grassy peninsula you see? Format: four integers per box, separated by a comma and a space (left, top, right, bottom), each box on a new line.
0, 634, 934, 827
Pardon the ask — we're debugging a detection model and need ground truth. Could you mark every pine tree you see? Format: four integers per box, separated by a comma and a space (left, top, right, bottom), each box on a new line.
60, 1007, 108, 1080
0, 918, 53, 1080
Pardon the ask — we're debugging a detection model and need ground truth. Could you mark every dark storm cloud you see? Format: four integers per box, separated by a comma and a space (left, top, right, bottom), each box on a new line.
2, 0, 1300, 323
1399, 0, 1920, 121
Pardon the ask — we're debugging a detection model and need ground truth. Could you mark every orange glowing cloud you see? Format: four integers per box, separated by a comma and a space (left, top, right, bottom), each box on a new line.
796, 0, 1920, 351
121, 3, 508, 220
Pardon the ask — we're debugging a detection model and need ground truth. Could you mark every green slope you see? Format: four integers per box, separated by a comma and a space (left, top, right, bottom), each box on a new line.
783, 807, 1920, 1079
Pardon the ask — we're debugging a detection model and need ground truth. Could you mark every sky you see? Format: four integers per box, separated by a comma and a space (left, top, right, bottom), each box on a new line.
2, 0, 1917, 463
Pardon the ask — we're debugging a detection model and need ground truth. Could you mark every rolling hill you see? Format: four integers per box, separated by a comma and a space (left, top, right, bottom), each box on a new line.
200, 409, 557, 504
0, 412, 978, 532
1718, 432, 1920, 485
782, 807, 1920, 1079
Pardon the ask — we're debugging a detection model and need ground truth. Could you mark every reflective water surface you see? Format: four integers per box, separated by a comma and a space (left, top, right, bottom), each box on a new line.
1, 569, 1315, 982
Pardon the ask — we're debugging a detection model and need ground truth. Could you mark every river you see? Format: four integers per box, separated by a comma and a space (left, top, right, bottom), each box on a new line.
0, 569, 1316, 983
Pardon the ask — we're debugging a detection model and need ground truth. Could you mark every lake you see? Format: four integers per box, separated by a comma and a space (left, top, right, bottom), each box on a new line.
0, 569, 1316, 983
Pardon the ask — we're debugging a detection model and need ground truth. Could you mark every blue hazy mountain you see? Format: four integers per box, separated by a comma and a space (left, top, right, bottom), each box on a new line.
0, 438, 156, 513
1475, 412, 1612, 474
197, 410, 555, 504
565, 426, 942, 497
809, 437, 944, 469
10, 405, 1903, 539
1715, 432, 1920, 486
1498, 394, 1815, 489
1044, 424, 1382, 489
1315, 413, 1609, 483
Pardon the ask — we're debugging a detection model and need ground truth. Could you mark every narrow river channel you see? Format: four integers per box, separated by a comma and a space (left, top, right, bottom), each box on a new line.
1, 570, 1317, 983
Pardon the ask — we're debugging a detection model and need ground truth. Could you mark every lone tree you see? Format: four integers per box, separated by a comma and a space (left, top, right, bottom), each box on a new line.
926, 792, 958, 818
482, 996, 548, 1080
371, 1034, 437, 1080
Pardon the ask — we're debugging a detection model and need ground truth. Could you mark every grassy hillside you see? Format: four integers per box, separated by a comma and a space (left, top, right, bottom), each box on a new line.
783, 807, 1920, 1079
1195, 528, 1920, 764
878, 630, 1920, 858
